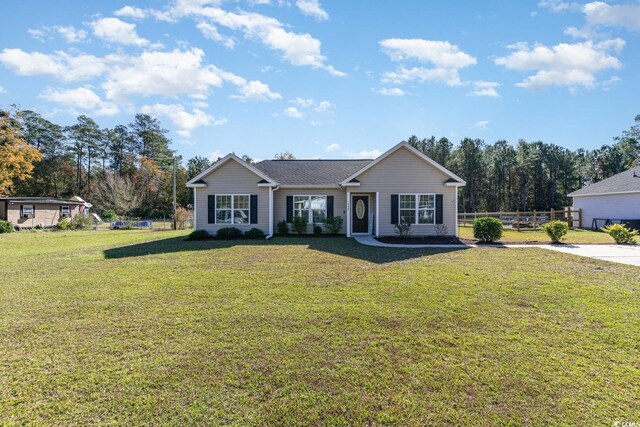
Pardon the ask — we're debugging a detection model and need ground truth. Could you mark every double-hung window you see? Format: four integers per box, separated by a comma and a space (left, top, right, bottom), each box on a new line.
60, 206, 70, 218
399, 194, 435, 225
293, 195, 327, 223
22, 205, 34, 218
216, 195, 250, 224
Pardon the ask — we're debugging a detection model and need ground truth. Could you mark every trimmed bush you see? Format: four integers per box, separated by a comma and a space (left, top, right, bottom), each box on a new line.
324, 216, 343, 235
277, 220, 289, 235
0, 220, 13, 234
245, 228, 266, 240
472, 217, 503, 242
603, 223, 638, 244
216, 227, 243, 240
291, 216, 308, 235
69, 215, 94, 230
313, 225, 323, 235
101, 209, 116, 222
393, 219, 411, 238
187, 229, 209, 240
541, 220, 568, 243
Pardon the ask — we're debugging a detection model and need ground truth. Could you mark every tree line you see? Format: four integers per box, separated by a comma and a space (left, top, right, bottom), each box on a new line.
406, 115, 640, 212
1, 106, 639, 215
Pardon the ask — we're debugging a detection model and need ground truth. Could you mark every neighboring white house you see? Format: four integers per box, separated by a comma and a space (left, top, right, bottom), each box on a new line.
568, 165, 640, 230
186, 142, 466, 237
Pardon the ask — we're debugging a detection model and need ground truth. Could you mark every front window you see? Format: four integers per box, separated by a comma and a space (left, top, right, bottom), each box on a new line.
216, 195, 249, 224
22, 205, 34, 217
61, 206, 70, 217
399, 194, 435, 225
294, 195, 327, 223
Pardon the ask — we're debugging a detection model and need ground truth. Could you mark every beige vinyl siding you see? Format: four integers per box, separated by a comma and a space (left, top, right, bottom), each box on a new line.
355, 146, 458, 236
7, 203, 81, 228
273, 188, 347, 234
573, 193, 640, 228
195, 159, 270, 235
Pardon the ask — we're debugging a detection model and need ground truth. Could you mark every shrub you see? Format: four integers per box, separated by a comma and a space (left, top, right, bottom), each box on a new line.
313, 225, 323, 235
277, 220, 289, 235
435, 224, 448, 236
69, 215, 94, 230
101, 209, 116, 222
0, 220, 13, 234
245, 228, 266, 239
187, 229, 209, 240
324, 216, 343, 235
216, 227, 243, 240
58, 217, 70, 231
541, 220, 568, 243
291, 216, 308, 235
472, 217, 503, 242
603, 223, 638, 244
174, 207, 193, 230
393, 219, 412, 238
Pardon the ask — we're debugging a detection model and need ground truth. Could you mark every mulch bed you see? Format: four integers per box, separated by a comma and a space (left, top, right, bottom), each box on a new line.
376, 236, 463, 245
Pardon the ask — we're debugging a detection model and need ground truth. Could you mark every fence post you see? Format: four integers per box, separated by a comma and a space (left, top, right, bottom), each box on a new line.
516, 210, 520, 232
551, 208, 555, 221
500, 209, 503, 223
566, 208, 572, 228
533, 210, 537, 229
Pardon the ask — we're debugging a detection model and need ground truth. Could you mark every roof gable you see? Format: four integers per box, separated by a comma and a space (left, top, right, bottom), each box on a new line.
340, 142, 466, 186
187, 153, 277, 187
568, 166, 640, 197
253, 159, 372, 186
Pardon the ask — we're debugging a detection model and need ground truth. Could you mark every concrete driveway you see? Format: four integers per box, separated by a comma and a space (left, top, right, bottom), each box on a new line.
541, 244, 640, 267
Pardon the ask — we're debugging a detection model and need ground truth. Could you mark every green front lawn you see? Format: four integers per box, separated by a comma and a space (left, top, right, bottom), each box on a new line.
1, 230, 638, 425
459, 224, 615, 244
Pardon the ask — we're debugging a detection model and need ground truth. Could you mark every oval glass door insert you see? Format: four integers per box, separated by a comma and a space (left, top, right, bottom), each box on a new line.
356, 199, 365, 219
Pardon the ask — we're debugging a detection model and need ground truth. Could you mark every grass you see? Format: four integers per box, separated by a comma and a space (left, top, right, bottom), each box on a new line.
1, 230, 639, 425
458, 224, 615, 244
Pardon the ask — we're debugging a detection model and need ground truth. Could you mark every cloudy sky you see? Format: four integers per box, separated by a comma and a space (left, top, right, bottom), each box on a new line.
1, 0, 639, 161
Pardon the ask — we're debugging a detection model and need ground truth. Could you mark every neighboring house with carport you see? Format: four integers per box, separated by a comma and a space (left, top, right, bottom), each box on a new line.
186, 142, 466, 237
568, 164, 640, 230
0, 197, 90, 230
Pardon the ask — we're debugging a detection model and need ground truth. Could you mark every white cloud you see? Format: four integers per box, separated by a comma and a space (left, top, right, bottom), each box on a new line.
296, 0, 329, 20
282, 106, 304, 119
0, 86, 6, 94
325, 143, 340, 152
115, 6, 148, 19
309, 120, 322, 127
314, 100, 333, 112
213, 117, 228, 126
232, 80, 282, 101
344, 149, 382, 159
156, 3, 343, 76
0, 48, 107, 82
141, 103, 214, 137
378, 87, 406, 96
196, 21, 235, 48
291, 97, 314, 107
27, 28, 46, 41
102, 48, 226, 100
206, 149, 225, 161
583, 1, 640, 31
494, 39, 624, 90
56, 26, 87, 43
537, 0, 580, 13
90, 17, 149, 47
467, 81, 500, 97
40, 87, 119, 116
379, 38, 476, 87
474, 120, 490, 130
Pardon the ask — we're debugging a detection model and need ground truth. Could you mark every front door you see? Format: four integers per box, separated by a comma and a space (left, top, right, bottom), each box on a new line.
352, 195, 369, 234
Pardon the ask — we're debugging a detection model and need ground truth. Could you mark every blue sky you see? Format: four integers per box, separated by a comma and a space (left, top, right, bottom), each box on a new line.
1, 0, 639, 162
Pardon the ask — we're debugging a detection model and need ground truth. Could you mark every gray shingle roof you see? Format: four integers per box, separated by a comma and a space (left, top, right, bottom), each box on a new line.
568, 166, 640, 196
253, 159, 372, 185
0, 197, 85, 204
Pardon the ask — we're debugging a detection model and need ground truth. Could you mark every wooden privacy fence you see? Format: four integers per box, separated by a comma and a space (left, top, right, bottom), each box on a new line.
459, 208, 582, 230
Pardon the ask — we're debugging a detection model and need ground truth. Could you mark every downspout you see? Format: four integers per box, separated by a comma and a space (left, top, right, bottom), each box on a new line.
193, 187, 197, 230
265, 185, 279, 239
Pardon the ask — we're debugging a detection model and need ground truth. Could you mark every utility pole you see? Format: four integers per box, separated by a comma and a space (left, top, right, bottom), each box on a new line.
172, 157, 177, 231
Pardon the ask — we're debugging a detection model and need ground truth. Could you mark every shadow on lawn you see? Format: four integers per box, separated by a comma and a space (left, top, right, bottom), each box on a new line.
103, 236, 468, 264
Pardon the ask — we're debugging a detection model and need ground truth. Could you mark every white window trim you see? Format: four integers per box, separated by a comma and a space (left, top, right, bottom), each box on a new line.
215, 194, 250, 225
60, 206, 70, 217
399, 193, 436, 225
293, 195, 327, 224
22, 205, 34, 216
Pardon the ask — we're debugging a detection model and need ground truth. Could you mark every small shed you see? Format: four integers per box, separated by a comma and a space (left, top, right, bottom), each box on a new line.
568, 166, 640, 230
0, 197, 87, 229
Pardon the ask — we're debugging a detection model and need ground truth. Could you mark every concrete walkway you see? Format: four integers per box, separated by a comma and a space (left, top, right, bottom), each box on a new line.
353, 236, 640, 267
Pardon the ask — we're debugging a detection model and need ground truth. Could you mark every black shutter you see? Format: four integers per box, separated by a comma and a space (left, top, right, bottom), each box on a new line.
286, 196, 293, 223
391, 194, 399, 224
208, 195, 215, 224
250, 195, 258, 224
32, 205, 36, 217
327, 196, 334, 219
435, 194, 443, 224
20, 205, 23, 217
